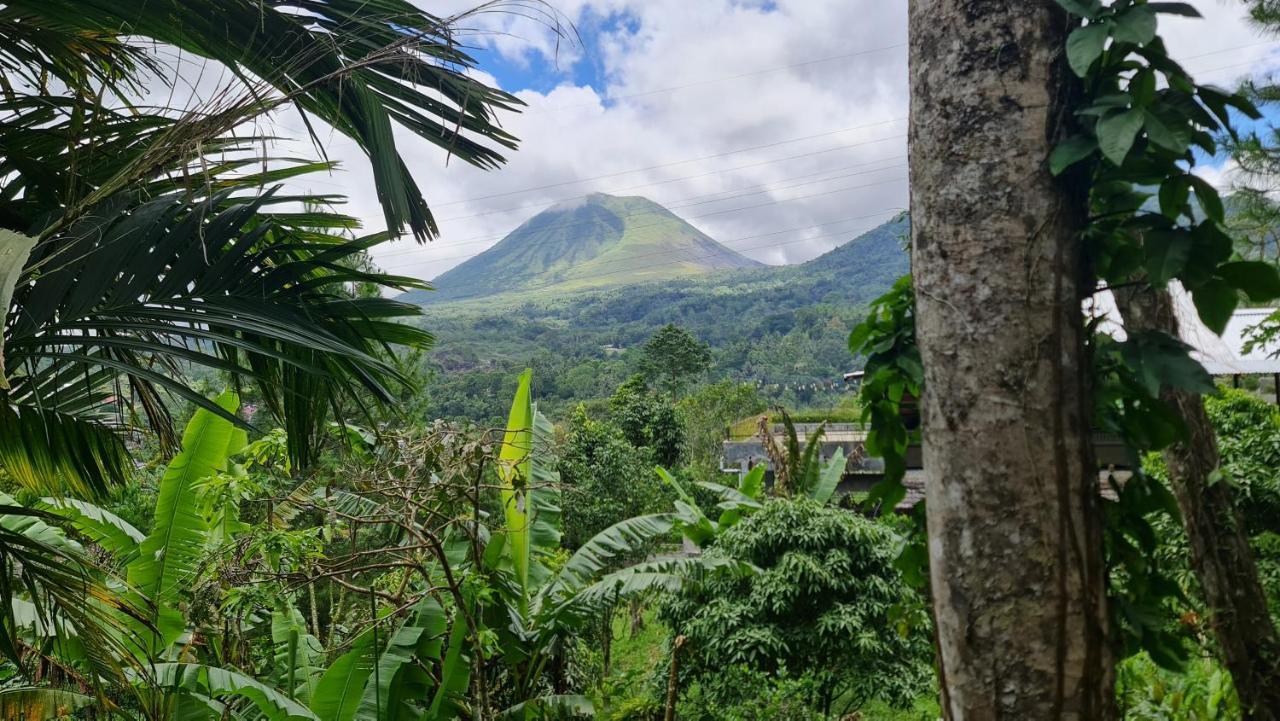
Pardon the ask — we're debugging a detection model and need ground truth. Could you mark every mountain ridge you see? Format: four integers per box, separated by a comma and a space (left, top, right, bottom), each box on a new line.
416, 193, 763, 303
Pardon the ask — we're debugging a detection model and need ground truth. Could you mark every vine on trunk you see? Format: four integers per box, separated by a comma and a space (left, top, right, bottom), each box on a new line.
849, 0, 1280, 668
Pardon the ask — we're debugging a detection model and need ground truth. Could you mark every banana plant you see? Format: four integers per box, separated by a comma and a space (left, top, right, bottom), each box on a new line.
477, 370, 750, 713
659, 422, 847, 548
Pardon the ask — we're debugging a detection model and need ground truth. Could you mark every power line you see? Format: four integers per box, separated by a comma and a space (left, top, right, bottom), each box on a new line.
434, 143, 907, 224
431, 117, 908, 207
521, 42, 908, 115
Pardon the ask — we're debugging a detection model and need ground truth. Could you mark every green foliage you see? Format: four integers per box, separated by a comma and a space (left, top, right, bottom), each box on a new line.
608, 377, 684, 468
0, 0, 521, 486
1053, 1, 1274, 334
847, 274, 920, 509
759, 410, 847, 503
662, 498, 932, 714
677, 666, 824, 721
678, 381, 766, 479
558, 407, 674, 549
417, 215, 909, 422
1117, 653, 1239, 720
128, 389, 244, 653
1203, 388, 1280, 536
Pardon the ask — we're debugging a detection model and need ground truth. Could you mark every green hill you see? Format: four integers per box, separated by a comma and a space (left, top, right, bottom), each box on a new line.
413, 193, 763, 303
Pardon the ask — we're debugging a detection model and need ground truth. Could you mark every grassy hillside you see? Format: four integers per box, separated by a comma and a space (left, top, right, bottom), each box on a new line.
412, 193, 763, 303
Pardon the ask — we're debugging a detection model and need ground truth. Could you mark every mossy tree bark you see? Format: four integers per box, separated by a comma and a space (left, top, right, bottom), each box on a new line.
1113, 285, 1280, 721
908, 1, 1113, 717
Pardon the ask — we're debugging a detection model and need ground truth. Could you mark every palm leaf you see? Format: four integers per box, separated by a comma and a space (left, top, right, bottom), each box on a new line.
0, 229, 35, 387
1, 0, 526, 241
0, 402, 129, 498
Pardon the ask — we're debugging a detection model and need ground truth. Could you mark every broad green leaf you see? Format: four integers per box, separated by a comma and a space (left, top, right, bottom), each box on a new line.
1121, 331, 1215, 396
809, 447, 847, 505
498, 369, 534, 606
1067, 23, 1110, 77
528, 409, 563, 555
1192, 279, 1239, 334
1143, 229, 1193, 284
355, 599, 447, 721
1158, 175, 1190, 219
1112, 5, 1157, 45
1187, 175, 1225, 223
151, 663, 318, 721
1055, 0, 1103, 19
0, 230, 35, 389
1097, 109, 1145, 166
544, 514, 678, 604
1217, 261, 1280, 302
1143, 111, 1190, 153
310, 628, 376, 721
739, 464, 766, 501
128, 390, 240, 651
272, 602, 324, 703
1148, 2, 1200, 16
1130, 70, 1156, 107
427, 616, 471, 720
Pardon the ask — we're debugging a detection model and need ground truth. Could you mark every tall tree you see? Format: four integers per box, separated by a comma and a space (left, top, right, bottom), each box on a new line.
638, 324, 712, 393
1113, 285, 1280, 719
908, 2, 1112, 717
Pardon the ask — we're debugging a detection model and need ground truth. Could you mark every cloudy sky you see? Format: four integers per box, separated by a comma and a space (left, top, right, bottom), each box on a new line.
278, 0, 1280, 282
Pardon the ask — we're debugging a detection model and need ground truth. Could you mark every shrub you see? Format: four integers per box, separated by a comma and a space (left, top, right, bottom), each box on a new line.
662, 498, 932, 716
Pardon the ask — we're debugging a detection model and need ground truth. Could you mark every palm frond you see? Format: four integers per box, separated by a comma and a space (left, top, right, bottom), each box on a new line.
2, 0, 534, 240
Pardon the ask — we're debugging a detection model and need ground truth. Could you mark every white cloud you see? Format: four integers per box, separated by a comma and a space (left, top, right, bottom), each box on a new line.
283, 0, 1276, 283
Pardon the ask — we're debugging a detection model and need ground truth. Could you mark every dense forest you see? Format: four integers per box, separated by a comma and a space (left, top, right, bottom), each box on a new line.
4, 1, 1280, 720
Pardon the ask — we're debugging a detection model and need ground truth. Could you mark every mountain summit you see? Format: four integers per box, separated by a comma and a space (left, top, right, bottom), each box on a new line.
421, 193, 763, 302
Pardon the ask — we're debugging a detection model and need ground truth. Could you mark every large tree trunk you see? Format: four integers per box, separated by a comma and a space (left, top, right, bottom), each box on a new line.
1112, 285, 1280, 720
909, 2, 1113, 717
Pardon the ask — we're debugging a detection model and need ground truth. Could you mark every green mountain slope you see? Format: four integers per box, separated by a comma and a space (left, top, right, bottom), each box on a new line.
412, 193, 762, 303
415, 213, 910, 422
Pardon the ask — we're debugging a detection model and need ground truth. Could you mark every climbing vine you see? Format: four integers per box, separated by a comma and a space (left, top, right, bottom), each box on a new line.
848, 0, 1280, 664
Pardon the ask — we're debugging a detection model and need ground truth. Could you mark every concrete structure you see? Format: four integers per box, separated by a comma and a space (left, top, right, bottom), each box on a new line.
1090, 283, 1280, 402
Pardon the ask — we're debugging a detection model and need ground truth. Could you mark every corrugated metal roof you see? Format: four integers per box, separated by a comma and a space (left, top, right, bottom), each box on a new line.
1088, 283, 1280, 376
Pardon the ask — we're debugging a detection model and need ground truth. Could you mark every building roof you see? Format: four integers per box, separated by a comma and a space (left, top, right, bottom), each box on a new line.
1089, 283, 1280, 376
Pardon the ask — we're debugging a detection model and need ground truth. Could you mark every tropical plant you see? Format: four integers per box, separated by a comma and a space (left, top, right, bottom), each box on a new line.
756, 409, 848, 502
660, 497, 931, 718
558, 406, 674, 550
0, 0, 530, 490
